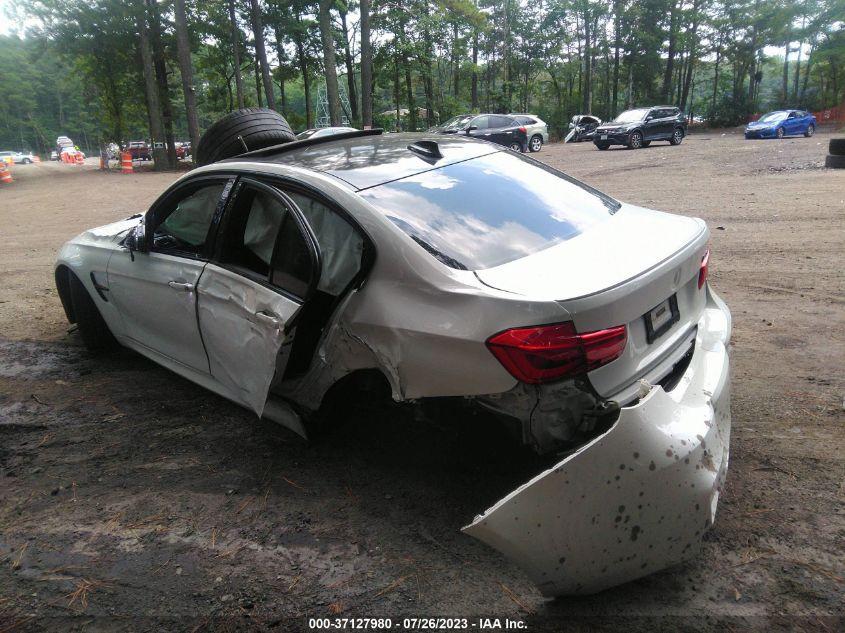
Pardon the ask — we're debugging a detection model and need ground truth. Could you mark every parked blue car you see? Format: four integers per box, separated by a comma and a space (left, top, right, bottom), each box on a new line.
745, 109, 817, 139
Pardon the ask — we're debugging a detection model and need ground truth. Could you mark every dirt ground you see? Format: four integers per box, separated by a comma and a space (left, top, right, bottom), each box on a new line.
1, 130, 843, 632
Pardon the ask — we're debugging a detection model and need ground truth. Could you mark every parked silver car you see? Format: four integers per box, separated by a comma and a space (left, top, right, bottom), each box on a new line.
55, 130, 731, 597
509, 113, 549, 152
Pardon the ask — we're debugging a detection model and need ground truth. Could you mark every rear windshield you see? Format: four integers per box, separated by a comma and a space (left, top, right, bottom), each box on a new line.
359, 151, 618, 270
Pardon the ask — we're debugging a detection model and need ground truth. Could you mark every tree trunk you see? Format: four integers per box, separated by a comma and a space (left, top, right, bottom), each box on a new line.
229, 0, 245, 109
146, 0, 175, 169
612, 0, 621, 117
394, 52, 401, 130
800, 41, 814, 102
782, 44, 791, 104
471, 30, 478, 110
582, 5, 592, 113
452, 22, 460, 98
398, 7, 416, 130
792, 39, 804, 102
711, 35, 722, 115
272, 24, 287, 115
360, 0, 373, 127
293, 21, 312, 128
254, 58, 263, 106
137, 0, 166, 168
174, 0, 200, 152
339, 8, 359, 124
423, 26, 435, 127
318, 0, 342, 125
250, 0, 276, 110
662, 0, 679, 102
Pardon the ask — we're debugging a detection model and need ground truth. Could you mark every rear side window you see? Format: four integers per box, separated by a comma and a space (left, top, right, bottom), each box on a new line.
219, 185, 315, 298
490, 115, 515, 128
516, 116, 537, 125
360, 151, 617, 270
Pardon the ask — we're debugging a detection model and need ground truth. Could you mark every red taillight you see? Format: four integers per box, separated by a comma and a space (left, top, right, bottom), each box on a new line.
698, 248, 710, 289
486, 322, 627, 384
519, 126, 527, 134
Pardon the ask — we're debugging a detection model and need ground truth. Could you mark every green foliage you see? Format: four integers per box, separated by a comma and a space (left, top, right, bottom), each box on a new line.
2, 0, 844, 156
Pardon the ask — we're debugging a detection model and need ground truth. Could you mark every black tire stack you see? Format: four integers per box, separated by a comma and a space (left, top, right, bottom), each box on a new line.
194, 107, 295, 167
826, 138, 845, 168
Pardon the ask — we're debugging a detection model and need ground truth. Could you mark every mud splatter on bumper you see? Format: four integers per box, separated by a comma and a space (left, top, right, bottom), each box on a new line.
463, 287, 732, 596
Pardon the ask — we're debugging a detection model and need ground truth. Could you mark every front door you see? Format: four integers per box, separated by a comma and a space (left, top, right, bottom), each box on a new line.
196, 179, 321, 415
108, 178, 232, 373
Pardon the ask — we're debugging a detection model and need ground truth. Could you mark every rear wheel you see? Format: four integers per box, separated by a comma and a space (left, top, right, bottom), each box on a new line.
776, 127, 785, 139
69, 274, 117, 353
670, 127, 684, 145
804, 124, 815, 137
529, 135, 543, 152
628, 131, 643, 149
509, 142, 523, 152
595, 142, 610, 150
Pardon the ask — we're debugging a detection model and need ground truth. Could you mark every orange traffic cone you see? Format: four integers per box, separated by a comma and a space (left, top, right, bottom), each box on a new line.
0, 163, 12, 184
121, 152, 133, 174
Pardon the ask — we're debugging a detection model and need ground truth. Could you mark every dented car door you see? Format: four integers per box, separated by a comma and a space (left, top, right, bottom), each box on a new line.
196, 179, 321, 416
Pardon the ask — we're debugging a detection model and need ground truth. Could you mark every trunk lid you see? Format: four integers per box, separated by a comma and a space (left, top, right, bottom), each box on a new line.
476, 204, 709, 402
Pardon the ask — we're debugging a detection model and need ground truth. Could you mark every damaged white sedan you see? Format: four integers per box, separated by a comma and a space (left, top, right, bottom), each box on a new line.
55, 125, 731, 597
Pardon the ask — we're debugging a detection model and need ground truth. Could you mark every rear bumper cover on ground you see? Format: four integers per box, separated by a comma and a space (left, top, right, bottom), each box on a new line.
463, 286, 731, 596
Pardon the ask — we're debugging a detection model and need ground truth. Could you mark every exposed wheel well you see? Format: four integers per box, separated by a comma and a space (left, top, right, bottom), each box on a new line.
55, 265, 76, 323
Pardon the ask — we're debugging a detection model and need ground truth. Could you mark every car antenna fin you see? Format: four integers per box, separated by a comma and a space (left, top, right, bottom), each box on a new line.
407, 140, 443, 160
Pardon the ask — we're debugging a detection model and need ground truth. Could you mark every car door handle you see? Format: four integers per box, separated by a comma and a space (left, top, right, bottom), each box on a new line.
254, 311, 280, 327
168, 281, 194, 292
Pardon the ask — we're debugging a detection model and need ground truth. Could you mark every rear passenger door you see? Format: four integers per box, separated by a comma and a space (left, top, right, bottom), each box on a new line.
196, 178, 321, 416
488, 115, 520, 146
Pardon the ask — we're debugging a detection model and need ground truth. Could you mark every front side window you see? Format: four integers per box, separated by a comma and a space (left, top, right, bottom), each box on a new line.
153, 183, 226, 255
360, 151, 617, 270
472, 116, 490, 130
759, 111, 788, 123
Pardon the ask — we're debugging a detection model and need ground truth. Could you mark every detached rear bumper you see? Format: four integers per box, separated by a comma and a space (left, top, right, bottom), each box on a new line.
463, 286, 732, 596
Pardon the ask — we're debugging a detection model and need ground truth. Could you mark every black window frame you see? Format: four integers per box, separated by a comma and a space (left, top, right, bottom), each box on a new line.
213, 177, 323, 304
144, 174, 237, 261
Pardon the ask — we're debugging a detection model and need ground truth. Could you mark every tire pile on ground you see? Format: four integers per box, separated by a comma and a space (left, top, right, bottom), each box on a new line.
826, 138, 845, 168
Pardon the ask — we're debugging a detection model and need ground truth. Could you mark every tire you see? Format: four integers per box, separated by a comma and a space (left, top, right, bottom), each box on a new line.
641, 141, 652, 148
670, 127, 684, 145
195, 107, 295, 166
776, 127, 785, 139
595, 142, 610, 150
804, 124, 815, 137
825, 154, 845, 169
23, 158, 32, 164
69, 274, 117, 353
509, 142, 523, 152
628, 131, 643, 149
828, 138, 845, 155
529, 135, 543, 152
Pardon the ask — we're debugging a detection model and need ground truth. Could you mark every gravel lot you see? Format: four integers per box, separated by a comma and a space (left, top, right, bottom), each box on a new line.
1, 130, 843, 631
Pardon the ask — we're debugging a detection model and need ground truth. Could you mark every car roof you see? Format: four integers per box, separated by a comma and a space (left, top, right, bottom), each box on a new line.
240, 132, 501, 190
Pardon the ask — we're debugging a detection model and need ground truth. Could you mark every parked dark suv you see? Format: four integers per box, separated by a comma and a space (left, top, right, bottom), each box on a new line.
593, 106, 686, 150
432, 114, 528, 152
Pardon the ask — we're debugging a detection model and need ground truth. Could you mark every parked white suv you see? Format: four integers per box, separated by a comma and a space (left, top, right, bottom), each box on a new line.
510, 113, 549, 152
